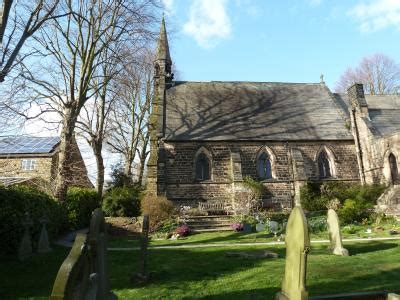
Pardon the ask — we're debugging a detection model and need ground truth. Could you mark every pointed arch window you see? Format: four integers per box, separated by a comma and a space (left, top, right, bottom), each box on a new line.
257, 152, 272, 180
195, 152, 211, 181
318, 150, 332, 179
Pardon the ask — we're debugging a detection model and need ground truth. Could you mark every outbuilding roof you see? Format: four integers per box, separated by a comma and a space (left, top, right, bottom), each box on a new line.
165, 81, 353, 141
0, 136, 60, 156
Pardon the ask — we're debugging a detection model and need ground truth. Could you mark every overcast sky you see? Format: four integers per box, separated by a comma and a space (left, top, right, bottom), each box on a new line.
163, 0, 400, 90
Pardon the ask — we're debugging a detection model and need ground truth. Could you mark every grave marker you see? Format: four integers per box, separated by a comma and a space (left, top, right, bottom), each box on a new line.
131, 215, 150, 284
327, 209, 349, 256
38, 216, 52, 253
18, 212, 33, 261
276, 206, 310, 300
50, 208, 116, 300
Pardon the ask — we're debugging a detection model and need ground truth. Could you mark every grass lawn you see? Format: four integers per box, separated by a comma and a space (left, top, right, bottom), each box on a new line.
1, 235, 400, 299
108, 226, 399, 249
110, 240, 400, 299
0, 246, 70, 299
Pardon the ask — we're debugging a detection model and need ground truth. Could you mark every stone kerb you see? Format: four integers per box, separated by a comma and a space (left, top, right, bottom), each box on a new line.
326, 209, 349, 256
276, 206, 310, 300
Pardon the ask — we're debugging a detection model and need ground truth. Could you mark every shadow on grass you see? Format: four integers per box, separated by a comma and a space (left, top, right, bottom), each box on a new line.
0, 246, 69, 299
110, 240, 400, 299
109, 246, 286, 291
346, 242, 398, 255
194, 287, 280, 300
308, 267, 400, 298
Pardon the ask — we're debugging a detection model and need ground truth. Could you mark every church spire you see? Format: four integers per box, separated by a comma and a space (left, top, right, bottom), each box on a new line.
156, 16, 172, 63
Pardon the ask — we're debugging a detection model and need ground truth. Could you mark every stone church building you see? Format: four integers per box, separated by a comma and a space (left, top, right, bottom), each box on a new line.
147, 19, 400, 211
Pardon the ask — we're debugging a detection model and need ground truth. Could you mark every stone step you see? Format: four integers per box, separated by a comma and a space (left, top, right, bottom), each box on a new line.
192, 227, 233, 233
185, 218, 232, 223
186, 215, 231, 219
189, 223, 232, 228
186, 216, 232, 220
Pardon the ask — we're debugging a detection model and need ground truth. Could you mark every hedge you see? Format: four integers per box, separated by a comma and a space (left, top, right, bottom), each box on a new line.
0, 186, 67, 256
65, 187, 100, 230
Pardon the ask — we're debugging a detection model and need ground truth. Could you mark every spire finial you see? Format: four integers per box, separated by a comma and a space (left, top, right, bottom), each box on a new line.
320, 74, 325, 84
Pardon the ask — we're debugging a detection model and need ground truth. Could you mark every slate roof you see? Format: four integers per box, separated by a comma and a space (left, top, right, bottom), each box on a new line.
365, 95, 400, 137
165, 81, 353, 141
332, 93, 400, 137
0, 136, 60, 156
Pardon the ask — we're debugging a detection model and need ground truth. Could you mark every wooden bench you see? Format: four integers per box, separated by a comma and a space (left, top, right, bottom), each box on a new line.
198, 201, 226, 214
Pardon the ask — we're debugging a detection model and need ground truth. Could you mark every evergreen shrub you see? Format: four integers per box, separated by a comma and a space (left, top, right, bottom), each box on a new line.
102, 186, 142, 217
0, 186, 67, 256
65, 187, 100, 230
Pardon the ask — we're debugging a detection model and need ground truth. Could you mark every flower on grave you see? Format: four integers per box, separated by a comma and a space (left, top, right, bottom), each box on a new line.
176, 224, 191, 237
231, 222, 243, 232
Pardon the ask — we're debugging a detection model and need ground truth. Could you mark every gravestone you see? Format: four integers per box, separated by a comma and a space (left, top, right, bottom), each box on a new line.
131, 214, 150, 284
256, 223, 265, 232
38, 216, 52, 253
18, 212, 33, 261
270, 221, 280, 236
327, 209, 349, 256
50, 208, 117, 300
276, 206, 310, 300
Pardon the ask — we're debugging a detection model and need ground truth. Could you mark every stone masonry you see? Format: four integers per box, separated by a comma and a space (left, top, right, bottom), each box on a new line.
148, 19, 399, 210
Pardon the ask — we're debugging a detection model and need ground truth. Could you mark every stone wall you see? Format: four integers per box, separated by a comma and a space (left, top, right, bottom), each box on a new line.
0, 140, 93, 190
161, 140, 360, 208
0, 156, 54, 181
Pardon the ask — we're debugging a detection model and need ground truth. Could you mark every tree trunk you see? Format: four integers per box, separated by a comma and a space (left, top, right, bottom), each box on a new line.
55, 108, 77, 202
93, 142, 105, 198
138, 133, 150, 186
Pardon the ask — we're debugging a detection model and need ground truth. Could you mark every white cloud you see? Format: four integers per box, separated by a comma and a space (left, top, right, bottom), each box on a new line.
349, 0, 400, 33
183, 0, 231, 48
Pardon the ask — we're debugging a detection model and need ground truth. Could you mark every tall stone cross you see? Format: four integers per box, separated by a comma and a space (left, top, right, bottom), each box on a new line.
276, 206, 310, 300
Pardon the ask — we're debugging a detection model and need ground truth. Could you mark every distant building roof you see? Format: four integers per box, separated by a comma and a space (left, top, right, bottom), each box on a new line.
0, 136, 60, 156
165, 81, 353, 141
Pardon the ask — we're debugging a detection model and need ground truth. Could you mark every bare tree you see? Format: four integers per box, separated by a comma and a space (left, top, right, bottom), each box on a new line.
335, 53, 400, 94
107, 49, 153, 185
11, 0, 160, 202
76, 62, 117, 197
0, 0, 63, 83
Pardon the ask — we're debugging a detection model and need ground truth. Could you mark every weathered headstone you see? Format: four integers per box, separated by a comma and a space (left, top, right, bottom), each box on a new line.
50, 233, 90, 299
276, 206, 310, 300
326, 209, 349, 256
38, 216, 52, 253
88, 208, 116, 300
18, 212, 33, 261
270, 221, 280, 236
256, 223, 265, 232
131, 214, 150, 284
50, 208, 117, 300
